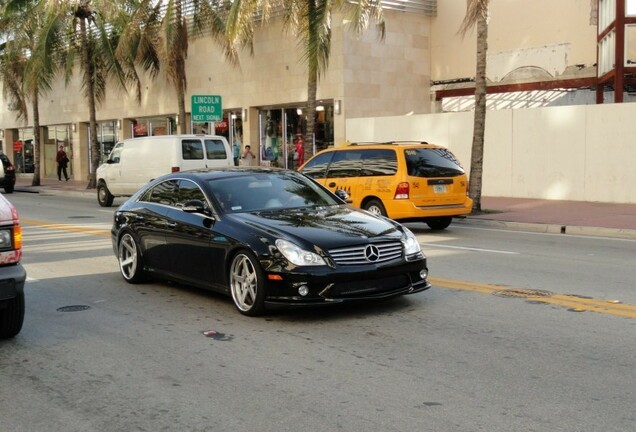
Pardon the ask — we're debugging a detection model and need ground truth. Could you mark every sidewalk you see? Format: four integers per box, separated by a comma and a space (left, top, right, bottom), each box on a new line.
13, 176, 636, 239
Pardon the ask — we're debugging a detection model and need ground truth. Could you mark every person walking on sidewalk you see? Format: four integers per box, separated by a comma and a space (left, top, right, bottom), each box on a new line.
56, 145, 70, 181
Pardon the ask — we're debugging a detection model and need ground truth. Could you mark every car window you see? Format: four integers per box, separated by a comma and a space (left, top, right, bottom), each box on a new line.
300, 151, 333, 178
325, 150, 363, 178
140, 180, 179, 206
360, 149, 397, 176
404, 148, 465, 178
204, 139, 229, 160
182, 139, 204, 160
207, 172, 338, 213
109, 143, 124, 164
176, 179, 208, 208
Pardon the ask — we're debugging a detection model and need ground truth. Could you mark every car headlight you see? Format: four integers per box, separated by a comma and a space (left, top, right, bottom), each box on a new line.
275, 239, 326, 266
402, 227, 422, 256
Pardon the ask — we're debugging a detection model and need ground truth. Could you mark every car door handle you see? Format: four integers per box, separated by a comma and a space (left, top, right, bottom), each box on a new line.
328, 182, 336, 188
166, 222, 177, 228
135, 215, 144, 221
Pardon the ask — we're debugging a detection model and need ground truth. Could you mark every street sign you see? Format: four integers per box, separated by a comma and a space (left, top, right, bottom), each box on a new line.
191, 95, 222, 122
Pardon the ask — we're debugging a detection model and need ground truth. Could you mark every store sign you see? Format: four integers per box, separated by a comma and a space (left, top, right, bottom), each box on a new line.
191, 95, 222, 122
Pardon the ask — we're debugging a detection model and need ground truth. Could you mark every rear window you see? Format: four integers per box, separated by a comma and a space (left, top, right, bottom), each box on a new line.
404, 148, 465, 178
205, 139, 229, 160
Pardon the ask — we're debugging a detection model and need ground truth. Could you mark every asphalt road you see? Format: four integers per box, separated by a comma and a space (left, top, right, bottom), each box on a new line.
1, 193, 634, 432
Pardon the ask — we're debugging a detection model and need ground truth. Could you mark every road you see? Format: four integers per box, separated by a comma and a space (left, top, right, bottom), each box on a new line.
1, 192, 634, 432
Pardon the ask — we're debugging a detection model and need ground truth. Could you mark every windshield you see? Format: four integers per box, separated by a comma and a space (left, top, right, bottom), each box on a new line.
404, 148, 465, 177
207, 171, 340, 213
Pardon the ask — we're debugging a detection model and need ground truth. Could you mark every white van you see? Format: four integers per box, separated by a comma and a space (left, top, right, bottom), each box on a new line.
96, 134, 233, 207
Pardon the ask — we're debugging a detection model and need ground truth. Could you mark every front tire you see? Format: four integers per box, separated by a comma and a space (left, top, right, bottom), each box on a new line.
118, 232, 146, 283
363, 199, 387, 217
97, 182, 114, 207
426, 217, 452, 230
229, 251, 266, 316
0, 292, 25, 339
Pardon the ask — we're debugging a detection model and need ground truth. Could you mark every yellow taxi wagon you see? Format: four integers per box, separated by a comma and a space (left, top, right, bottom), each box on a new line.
299, 141, 473, 230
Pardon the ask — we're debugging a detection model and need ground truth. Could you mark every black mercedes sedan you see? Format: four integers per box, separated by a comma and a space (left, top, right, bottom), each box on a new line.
111, 167, 431, 316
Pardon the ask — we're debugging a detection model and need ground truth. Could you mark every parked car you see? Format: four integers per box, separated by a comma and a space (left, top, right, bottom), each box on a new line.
0, 193, 26, 338
0, 153, 17, 194
97, 134, 233, 207
299, 141, 473, 230
111, 167, 431, 316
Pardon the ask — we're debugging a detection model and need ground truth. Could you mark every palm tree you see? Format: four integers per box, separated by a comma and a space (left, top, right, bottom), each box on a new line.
226, 0, 385, 160
43, 0, 133, 189
459, 0, 488, 213
0, 0, 61, 187
118, 0, 233, 134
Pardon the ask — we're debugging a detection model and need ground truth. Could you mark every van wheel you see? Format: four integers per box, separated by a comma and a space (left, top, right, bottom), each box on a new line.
426, 217, 452, 230
363, 199, 387, 217
0, 292, 25, 339
97, 182, 114, 207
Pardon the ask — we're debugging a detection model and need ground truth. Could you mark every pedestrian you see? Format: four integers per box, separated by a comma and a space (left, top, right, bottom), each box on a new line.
241, 145, 255, 166
294, 133, 305, 167
56, 145, 70, 181
233, 139, 241, 166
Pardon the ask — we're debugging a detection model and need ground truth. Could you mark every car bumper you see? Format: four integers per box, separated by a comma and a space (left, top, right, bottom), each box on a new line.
387, 198, 473, 220
0, 263, 27, 301
262, 258, 430, 306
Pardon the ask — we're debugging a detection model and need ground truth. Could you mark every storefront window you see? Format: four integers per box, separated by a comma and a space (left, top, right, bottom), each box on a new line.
97, 121, 117, 164
131, 117, 176, 137
15, 128, 35, 173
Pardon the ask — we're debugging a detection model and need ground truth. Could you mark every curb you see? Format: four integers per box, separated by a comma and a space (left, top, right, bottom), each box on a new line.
458, 217, 636, 240
15, 186, 95, 198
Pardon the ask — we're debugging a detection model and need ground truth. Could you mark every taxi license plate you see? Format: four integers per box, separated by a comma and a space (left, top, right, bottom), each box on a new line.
433, 184, 447, 193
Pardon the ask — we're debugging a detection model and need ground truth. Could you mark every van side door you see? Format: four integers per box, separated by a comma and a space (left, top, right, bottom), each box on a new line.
180, 138, 206, 171
323, 150, 364, 207
204, 137, 233, 167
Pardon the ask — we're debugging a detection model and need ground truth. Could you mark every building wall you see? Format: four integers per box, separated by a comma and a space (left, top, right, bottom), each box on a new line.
431, 0, 598, 83
346, 102, 636, 204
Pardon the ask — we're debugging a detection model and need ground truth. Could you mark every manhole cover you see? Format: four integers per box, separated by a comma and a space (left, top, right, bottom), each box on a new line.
57, 305, 91, 312
493, 289, 553, 298
67, 216, 96, 219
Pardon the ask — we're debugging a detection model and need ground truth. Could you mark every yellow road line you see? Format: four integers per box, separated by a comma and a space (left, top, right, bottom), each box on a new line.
21, 218, 111, 238
430, 277, 636, 319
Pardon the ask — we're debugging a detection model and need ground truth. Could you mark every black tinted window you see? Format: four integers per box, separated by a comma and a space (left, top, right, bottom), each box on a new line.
142, 180, 178, 206
300, 151, 333, 178
177, 180, 207, 207
404, 148, 465, 178
182, 140, 204, 160
360, 149, 397, 176
205, 139, 228, 160
326, 150, 363, 178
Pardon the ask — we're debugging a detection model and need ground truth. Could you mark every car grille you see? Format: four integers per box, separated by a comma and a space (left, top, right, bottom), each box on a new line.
329, 274, 410, 298
328, 241, 403, 265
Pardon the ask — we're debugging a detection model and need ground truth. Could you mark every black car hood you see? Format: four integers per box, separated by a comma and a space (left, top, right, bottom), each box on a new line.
228, 205, 404, 249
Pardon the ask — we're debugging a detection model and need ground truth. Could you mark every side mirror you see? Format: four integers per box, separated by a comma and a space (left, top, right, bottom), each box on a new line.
182, 199, 212, 217
334, 189, 352, 204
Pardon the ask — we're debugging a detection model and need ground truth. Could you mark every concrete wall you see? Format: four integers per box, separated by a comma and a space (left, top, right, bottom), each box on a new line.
346, 102, 636, 204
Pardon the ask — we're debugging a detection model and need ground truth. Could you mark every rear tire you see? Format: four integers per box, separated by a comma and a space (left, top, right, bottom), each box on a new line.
97, 182, 114, 207
118, 232, 146, 283
229, 251, 266, 316
363, 199, 387, 217
0, 292, 25, 339
425, 217, 452, 230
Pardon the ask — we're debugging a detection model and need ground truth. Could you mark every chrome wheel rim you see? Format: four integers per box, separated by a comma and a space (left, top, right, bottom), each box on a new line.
367, 205, 383, 215
230, 254, 258, 312
118, 234, 138, 280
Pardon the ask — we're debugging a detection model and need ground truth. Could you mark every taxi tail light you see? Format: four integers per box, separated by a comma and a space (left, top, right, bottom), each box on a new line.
394, 182, 409, 200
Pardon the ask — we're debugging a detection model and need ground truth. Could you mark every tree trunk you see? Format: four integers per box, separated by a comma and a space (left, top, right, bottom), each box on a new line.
468, 11, 488, 213
31, 92, 41, 186
304, 68, 317, 161
80, 17, 100, 189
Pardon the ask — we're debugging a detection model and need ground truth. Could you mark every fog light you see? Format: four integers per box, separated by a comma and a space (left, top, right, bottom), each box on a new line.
419, 269, 428, 279
298, 285, 309, 296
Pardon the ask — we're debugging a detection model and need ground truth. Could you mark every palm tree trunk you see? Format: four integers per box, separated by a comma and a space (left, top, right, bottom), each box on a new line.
304, 68, 317, 161
468, 11, 488, 213
80, 17, 99, 189
31, 92, 41, 186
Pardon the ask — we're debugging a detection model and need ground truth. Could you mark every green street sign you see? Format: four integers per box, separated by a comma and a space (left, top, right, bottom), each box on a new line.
191, 95, 222, 122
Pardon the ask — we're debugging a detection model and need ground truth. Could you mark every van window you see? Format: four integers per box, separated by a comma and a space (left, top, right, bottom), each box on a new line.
300, 151, 333, 178
404, 148, 465, 178
326, 150, 363, 178
204, 139, 229, 160
109, 143, 124, 164
182, 140, 204, 160
360, 149, 397, 176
